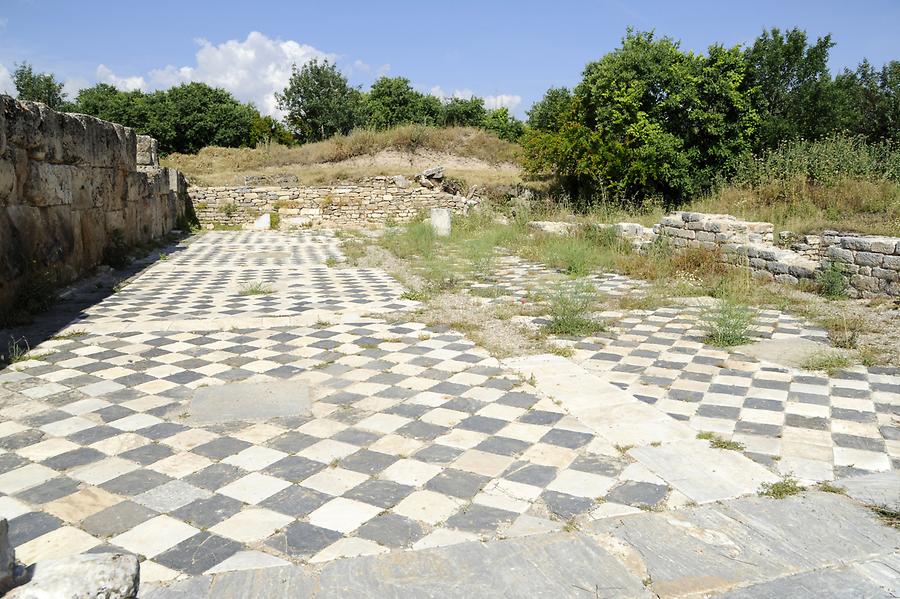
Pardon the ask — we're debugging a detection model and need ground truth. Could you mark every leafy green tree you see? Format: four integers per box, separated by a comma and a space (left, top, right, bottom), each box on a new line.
526, 87, 573, 132
366, 77, 430, 129
442, 97, 487, 127
13, 62, 68, 109
482, 107, 525, 141
251, 114, 295, 146
523, 31, 757, 207
419, 94, 444, 126
834, 60, 900, 142
743, 28, 837, 149
165, 83, 256, 154
71, 82, 258, 154
276, 59, 362, 143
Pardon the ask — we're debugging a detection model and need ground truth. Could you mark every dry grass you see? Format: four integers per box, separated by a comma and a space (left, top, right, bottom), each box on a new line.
162, 125, 523, 189
686, 179, 900, 236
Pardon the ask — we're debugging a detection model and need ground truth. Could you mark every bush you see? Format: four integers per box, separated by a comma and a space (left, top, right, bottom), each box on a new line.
543, 280, 606, 336
701, 299, 756, 346
817, 262, 847, 299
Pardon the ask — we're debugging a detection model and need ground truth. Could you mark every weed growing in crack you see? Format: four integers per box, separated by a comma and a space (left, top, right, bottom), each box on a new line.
802, 351, 853, 375
815, 482, 847, 495
239, 281, 275, 296
700, 299, 756, 347
543, 280, 606, 337
868, 505, 899, 529
696, 431, 745, 451
4, 337, 51, 365
759, 476, 806, 499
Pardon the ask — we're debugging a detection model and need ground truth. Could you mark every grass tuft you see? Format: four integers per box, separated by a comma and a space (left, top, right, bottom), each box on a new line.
759, 476, 806, 499
696, 431, 745, 451
802, 351, 853, 375
238, 281, 275, 296
868, 505, 900, 529
542, 280, 606, 337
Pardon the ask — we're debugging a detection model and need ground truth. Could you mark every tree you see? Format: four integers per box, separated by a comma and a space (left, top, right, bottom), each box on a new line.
482, 107, 525, 141
165, 83, 257, 154
276, 59, 362, 143
251, 114, 295, 147
523, 31, 757, 207
526, 87, 573, 132
834, 60, 900, 142
442, 97, 487, 127
71, 82, 259, 155
13, 62, 67, 109
366, 77, 429, 129
743, 28, 837, 149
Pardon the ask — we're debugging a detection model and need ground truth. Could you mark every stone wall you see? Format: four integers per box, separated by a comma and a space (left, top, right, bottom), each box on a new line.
654, 212, 900, 297
190, 177, 477, 228
0, 95, 187, 314
528, 211, 900, 298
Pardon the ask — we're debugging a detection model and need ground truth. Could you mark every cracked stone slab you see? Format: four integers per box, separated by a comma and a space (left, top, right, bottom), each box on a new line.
143, 532, 650, 598
503, 354, 695, 446
628, 440, 779, 503
590, 492, 900, 598
713, 552, 900, 598
735, 338, 832, 369
837, 471, 900, 510
187, 381, 310, 425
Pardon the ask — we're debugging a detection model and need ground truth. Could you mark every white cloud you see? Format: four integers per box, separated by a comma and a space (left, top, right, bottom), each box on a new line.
96, 64, 146, 91
485, 94, 522, 111
428, 86, 521, 111
0, 63, 14, 96
100, 31, 335, 116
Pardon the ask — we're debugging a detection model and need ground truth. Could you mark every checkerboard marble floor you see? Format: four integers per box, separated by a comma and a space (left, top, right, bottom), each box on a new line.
1, 229, 897, 586
556, 307, 900, 482
73, 231, 413, 326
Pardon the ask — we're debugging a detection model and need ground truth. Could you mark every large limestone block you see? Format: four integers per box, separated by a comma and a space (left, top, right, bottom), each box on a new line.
22, 162, 76, 207
7, 553, 139, 599
136, 135, 159, 167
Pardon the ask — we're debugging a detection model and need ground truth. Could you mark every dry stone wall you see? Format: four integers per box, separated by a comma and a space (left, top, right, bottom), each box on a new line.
0, 95, 187, 314
190, 177, 477, 228
529, 211, 900, 298
656, 212, 900, 297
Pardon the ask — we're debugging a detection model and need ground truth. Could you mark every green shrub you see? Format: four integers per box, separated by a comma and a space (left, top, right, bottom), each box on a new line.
269, 212, 281, 230
543, 280, 606, 336
701, 299, 756, 347
817, 262, 847, 299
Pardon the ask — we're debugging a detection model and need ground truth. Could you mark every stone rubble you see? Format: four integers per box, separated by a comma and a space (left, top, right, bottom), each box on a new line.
6, 554, 139, 599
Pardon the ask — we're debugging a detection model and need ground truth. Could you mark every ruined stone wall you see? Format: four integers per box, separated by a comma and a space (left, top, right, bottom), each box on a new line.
0, 96, 187, 313
655, 212, 900, 297
190, 177, 476, 228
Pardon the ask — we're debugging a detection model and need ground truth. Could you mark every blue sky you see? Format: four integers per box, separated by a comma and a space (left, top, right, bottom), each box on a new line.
1, 0, 898, 117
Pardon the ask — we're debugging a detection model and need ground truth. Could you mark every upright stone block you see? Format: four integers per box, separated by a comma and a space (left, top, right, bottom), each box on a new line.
430, 207, 451, 237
